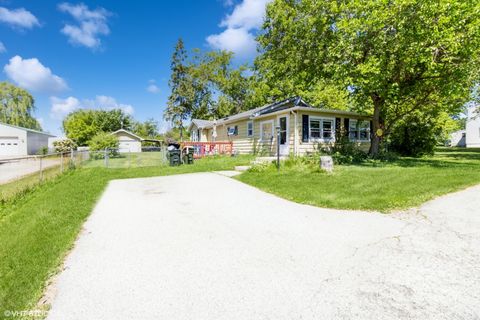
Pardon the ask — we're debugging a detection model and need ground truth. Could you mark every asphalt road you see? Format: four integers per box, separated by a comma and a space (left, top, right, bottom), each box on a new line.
46, 172, 480, 320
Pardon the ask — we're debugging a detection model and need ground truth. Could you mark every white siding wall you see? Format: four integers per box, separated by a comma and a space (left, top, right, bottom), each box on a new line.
26, 131, 51, 155
466, 106, 480, 148
115, 133, 142, 152
0, 124, 28, 156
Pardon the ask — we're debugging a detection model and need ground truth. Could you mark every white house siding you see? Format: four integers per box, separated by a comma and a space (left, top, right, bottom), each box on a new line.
115, 132, 142, 153
295, 111, 371, 155
26, 131, 51, 155
190, 110, 371, 156
0, 124, 27, 156
466, 106, 480, 148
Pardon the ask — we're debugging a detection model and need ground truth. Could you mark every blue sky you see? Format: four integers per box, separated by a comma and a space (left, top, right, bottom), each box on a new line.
0, 0, 270, 135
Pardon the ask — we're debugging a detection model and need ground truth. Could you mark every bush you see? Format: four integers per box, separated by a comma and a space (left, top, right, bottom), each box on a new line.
53, 139, 77, 153
389, 114, 439, 157
36, 146, 48, 155
319, 137, 368, 164
88, 132, 119, 158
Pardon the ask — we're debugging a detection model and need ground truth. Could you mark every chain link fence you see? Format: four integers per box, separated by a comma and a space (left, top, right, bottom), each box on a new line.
0, 147, 169, 202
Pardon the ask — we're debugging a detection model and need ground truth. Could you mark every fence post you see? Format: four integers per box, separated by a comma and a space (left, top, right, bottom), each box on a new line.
39, 156, 43, 182
104, 148, 109, 168
60, 152, 64, 173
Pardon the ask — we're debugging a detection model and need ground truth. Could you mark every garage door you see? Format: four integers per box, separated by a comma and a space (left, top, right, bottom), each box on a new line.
0, 137, 20, 156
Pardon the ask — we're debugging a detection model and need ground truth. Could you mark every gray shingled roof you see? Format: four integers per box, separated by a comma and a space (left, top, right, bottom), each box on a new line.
189, 96, 367, 130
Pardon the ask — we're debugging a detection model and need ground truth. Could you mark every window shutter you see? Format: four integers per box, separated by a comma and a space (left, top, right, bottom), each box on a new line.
335, 117, 341, 139
344, 118, 350, 137
234, 125, 238, 135
302, 115, 309, 142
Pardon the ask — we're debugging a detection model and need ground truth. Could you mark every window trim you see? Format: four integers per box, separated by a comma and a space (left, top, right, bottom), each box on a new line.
247, 120, 254, 137
308, 116, 336, 142
259, 120, 274, 142
349, 119, 371, 142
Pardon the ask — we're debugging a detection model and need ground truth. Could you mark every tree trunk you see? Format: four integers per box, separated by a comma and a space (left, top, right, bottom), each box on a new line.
369, 95, 384, 157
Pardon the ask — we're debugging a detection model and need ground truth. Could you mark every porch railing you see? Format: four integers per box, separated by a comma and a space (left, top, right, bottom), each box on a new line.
181, 141, 233, 158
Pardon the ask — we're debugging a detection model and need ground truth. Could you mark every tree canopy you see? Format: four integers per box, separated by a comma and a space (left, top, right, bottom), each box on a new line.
0, 81, 41, 130
63, 109, 133, 146
257, 0, 480, 155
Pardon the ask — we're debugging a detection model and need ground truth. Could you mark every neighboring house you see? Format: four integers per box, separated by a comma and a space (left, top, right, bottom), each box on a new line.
188, 97, 372, 156
110, 129, 161, 153
466, 105, 480, 148
111, 129, 144, 153
0, 122, 56, 157
449, 130, 466, 147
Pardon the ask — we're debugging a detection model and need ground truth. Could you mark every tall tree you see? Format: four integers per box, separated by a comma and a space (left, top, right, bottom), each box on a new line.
0, 81, 41, 130
164, 38, 194, 140
257, 0, 480, 156
63, 109, 133, 146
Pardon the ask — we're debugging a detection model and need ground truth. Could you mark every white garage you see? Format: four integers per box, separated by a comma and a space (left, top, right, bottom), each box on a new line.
0, 123, 56, 157
111, 129, 144, 153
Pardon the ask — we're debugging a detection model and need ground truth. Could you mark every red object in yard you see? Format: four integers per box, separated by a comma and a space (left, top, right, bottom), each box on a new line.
181, 141, 233, 158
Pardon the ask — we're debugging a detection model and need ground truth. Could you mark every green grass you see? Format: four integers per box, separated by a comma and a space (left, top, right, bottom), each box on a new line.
237, 148, 480, 212
83, 151, 167, 168
0, 155, 252, 318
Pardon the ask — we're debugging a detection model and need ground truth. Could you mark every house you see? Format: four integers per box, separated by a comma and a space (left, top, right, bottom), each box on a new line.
449, 130, 466, 147
466, 105, 480, 148
188, 97, 372, 156
0, 122, 56, 157
110, 129, 144, 153
110, 129, 161, 153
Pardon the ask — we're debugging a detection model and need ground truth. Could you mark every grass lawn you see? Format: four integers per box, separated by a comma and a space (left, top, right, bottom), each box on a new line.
237, 148, 480, 212
83, 151, 167, 168
0, 155, 252, 318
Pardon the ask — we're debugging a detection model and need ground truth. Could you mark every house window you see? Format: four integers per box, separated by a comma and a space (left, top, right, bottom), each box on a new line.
227, 125, 238, 136
309, 118, 334, 141
247, 121, 253, 137
349, 119, 370, 141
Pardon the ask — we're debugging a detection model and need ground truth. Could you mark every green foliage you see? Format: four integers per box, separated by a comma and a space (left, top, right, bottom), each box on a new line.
389, 112, 442, 157
36, 146, 49, 155
257, 0, 480, 155
88, 132, 119, 153
63, 109, 133, 146
132, 118, 159, 138
164, 39, 260, 130
53, 139, 77, 153
0, 81, 41, 130
318, 138, 369, 164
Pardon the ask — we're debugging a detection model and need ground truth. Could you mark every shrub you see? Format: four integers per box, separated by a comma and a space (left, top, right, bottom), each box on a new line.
36, 146, 48, 155
88, 132, 119, 158
319, 137, 368, 164
53, 139, 77, 153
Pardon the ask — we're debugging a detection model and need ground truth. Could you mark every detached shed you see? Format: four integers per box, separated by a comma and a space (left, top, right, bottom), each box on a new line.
0, 122, 56, 157
110, 129, 144, 153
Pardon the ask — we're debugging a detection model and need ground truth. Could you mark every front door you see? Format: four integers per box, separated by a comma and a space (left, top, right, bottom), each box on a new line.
278, 116, 289, 155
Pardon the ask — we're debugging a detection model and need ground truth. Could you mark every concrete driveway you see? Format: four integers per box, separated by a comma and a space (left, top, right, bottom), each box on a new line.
0, 157, 61, 184
46, 172, 480, 320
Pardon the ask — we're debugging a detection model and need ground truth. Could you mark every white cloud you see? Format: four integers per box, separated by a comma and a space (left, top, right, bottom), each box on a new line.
58, 3, 111, 49
220, 0, 270, 30
147, 84, 160, 93
85, 95, 134, 114
0, 7, 40, 29
146, 80, 160, 93
4, 55, 68, 93
50, 96, 81, 119
207, 27, 257, 58
206, 0, 271, 58
0, 41, 5, 53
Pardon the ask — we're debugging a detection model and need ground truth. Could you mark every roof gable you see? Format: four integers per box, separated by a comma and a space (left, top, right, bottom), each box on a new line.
0, 122, 56, 136
110, 129, 144, 141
